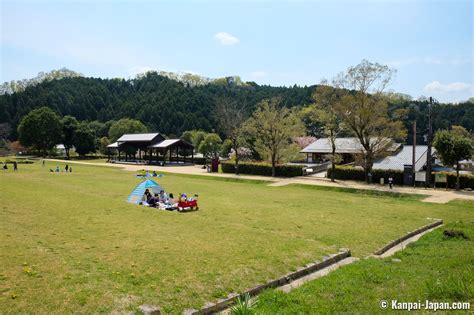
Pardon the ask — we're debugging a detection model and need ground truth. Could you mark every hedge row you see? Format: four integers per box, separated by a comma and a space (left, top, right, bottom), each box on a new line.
327, 166, 404, 185
221, 161, 304, 177
191, 157, 207, 165
327, 165, 474, 189
441, 172, 474, 189
4, 159, 34, 164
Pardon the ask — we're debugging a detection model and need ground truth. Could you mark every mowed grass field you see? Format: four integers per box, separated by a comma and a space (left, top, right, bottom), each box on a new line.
1, 160, 473, 313
256, 221, 474, 314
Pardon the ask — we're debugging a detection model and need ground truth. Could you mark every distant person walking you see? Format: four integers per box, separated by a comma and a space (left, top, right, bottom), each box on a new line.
65, 164, 69, 172
42, 160, 45, 167
388, 176, 393, 189
13, 161, 18, 171
69, 167, 72, 173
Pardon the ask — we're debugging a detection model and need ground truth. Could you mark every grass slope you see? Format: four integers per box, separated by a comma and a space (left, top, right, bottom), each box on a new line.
0, 160, 473, 313
256, 222, 474, 314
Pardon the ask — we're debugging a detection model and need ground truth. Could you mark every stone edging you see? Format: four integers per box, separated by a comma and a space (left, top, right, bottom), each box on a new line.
373, 220, 443, 256
183, 249, 351, 314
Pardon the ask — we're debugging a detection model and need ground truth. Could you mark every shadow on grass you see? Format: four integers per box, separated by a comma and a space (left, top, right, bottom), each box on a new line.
140, 170, 273, 185
285, 183, 428, 201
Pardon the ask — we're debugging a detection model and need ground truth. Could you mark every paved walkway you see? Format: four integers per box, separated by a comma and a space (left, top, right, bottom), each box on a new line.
45, 159, 474, 204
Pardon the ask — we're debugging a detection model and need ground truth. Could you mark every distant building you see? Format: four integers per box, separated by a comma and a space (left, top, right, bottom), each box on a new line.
373, 145, 433, 171
300, 138, 434, 171
300, 137, 400, 164
54, 144, 67, 156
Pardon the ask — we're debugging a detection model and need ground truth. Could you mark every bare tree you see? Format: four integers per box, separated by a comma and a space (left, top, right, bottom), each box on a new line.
332, 60, 407, 182
310, 84, 345, 182
215, 97, 248, 175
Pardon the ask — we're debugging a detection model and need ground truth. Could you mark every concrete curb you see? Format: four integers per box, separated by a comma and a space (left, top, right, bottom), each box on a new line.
185, 249, 351, 314
373, 220, 443, 256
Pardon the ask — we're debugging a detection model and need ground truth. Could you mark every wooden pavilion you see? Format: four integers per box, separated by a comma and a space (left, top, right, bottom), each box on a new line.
107, 133, 194, 165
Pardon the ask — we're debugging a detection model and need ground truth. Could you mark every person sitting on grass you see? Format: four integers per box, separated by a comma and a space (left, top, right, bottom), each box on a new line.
169, 193, 176, 204
148, 193, 159, 207
152, 171, 157, 177
142, 189, 156, 206
159, 193, 177, 210
55, 166, 60, 172
159, 190, 168, 202
141, 189, 151, 205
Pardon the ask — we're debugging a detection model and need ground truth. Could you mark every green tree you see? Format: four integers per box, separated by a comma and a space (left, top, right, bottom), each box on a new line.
434, 128, 473, 190
99, 136, 110, 155
191, 130, 207, 149
108, 118, 148, 142
17, 107, 63, 156
180, 130, 194, 144
244, 98, 305, 176
332, 60, 407, 182
74, 123, 96, 156
198, 133, 222, 159
88, 121, 107, 138
61, 115, 78, 159
220, 138, 233, 157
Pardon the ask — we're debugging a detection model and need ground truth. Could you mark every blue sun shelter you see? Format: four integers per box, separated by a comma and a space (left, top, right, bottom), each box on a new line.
127, 179, 164, 204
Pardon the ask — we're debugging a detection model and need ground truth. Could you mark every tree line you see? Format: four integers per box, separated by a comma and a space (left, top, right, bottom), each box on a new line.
1, 69, 473, 143
3, 62, 474, 187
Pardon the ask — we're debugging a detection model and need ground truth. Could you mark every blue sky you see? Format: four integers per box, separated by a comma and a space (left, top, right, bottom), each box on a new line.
1, 0, 472, 102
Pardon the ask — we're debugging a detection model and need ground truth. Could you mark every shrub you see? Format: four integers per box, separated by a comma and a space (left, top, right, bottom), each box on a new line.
221, 161, 303, 177
5, 159, 34, 164
192, 157, 207, 165
327, 165, 404, 184
441, 172, 474, 189
327, 166, 474, 189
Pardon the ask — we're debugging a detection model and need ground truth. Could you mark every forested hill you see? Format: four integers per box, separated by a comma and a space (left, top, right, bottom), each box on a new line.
0, 71, 473, 141
0, 72, 314, 138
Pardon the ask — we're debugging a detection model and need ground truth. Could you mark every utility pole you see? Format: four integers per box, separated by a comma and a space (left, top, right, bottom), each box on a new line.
412, 120, 416, 187
425, 97, 433, 188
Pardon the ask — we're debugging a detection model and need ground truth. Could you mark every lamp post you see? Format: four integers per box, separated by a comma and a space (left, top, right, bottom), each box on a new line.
425, 97, 435, 188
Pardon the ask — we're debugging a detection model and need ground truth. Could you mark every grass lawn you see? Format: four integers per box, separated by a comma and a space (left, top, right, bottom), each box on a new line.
256, 221, 474, 314
1, 160, 473, 313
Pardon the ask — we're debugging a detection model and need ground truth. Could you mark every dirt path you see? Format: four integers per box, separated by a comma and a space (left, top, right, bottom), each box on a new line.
45, 159, 474, 204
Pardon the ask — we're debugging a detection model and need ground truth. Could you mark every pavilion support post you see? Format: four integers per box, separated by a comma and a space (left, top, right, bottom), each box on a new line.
169, 149, 172, 165
118, 150, 121, 161
176, 146, 179, 164
192, 150, 194, 164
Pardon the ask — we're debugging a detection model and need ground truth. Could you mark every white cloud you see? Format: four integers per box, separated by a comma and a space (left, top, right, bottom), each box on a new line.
214, 32, 239, 45
423, 81, 472, 93
250, 71, 267, 78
